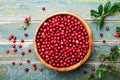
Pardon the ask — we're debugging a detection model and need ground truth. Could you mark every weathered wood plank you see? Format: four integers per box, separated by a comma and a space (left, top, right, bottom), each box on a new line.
0, 0, 119, 21
0, 42, 120, 61
0, 21, 120, 41
0, 63, 119, 80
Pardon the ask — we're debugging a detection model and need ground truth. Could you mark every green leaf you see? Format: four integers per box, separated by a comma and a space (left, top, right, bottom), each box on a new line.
91, 10, 100, 18
104, 1, 111, 13
98, 4, 103, 15
109, 5, 117, 13
114, 2, 120, 7
100, 16, 105, 29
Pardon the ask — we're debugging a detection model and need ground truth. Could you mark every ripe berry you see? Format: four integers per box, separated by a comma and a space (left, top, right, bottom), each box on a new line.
111, 48, 114, 51
25, 68, 29, 72
12, 61, 15, 65
42, 7, 45, 11
26, 60, 30, 63
99, 33, 103, 37
102, 40, 106, 43
18, 44, 22, 48
114, 32, 119, 37
24, 33, 28, 37
106, 26, 109, 31
39, 68, 43, 72
5, 49, 9, 53
18, 62, 22, 65
28, 49, 31, 53
21, 39, 24, 43
21, 52, 25, 56
83, 70, 87, 74
13, 48, 17, 53
91, 66, 95, 71
12, 44, 16, 48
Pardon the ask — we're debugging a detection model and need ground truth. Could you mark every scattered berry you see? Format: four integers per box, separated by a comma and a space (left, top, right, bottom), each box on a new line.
12, 44, 16, 48
21, 52, 25, 56
18, 62, 22, 65
13, 48, 17, 53
39, 68, 43, 72
42, 7, 45, 11
25, 68, 29, 72
24, 17, 29, 23
12, 40, 16, 43
12, 61, 15, 65
90, 73, 95, 78
24, 33, 28, 37
102, 40, 106, 43
21, 39, 24, 43
33, 67, 37, 70
32, 64, 36, 67
5, 49, 9, 53
114, 32, 119, 37
26, 60, 30, 63
83, 70, 87, 74
18, 44, 22, 48
106, 26, 109, 31
91, 66, 95, 71
111, 48, 114, 51
28, 49, 31, 53
99, 33, 103, 37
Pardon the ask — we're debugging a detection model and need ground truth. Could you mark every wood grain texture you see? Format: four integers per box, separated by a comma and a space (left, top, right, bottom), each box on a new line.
0, 0, 120, 79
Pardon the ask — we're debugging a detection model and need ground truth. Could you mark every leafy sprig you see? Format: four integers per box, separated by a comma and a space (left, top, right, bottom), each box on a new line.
87, 46, 120, 80
91, 1, 120, 30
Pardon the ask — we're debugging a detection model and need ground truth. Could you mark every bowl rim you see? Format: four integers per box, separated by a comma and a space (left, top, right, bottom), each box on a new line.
33, 12, 93, 72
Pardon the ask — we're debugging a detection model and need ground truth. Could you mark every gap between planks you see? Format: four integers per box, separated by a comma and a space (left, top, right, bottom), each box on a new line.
0, 19, 120, 23
0, 40, 120, 44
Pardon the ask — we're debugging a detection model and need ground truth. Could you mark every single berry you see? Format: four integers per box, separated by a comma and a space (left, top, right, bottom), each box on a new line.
24, 17, 29, 23
28, 49, 31, 53
90, 73, 95, 78
21, 39, 24, 43
42, 7, 45, 11
111, 48, 114, 51
26, 16, 31, 20
12, 44, 16, 48
103, 40, 106, 43
26, 60, 30, 63
13, 48, 17, 53
12, 40, 16, 43
21, 52, 25, 56
12, 61, 15, 65
39, 68, 43, 72
24, 33, 28, 37
83, 70, 87, 74
99, 33, 103, 37
106, 26, 109, 31
18, 62, 22, 65
91, 66, 95, 71
33, 67, 37, 70
25, 68, 29, 72
5, 49, 9, 53
18, 44, 22, 48
32, 64, 36, 67
114, 32, 119, 37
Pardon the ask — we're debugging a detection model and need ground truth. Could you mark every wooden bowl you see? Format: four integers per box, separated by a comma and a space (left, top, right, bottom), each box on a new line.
33, 12, 93, 72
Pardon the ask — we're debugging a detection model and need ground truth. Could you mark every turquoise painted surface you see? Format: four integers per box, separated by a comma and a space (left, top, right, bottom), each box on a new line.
0, 0, 120, 80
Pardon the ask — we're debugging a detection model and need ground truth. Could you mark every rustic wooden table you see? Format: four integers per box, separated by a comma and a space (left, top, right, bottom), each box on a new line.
0, 0, 120, 80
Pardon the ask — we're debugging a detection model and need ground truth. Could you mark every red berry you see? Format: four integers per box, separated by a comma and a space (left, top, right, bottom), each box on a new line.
91, 66, 95, 71
26, 16, 31, 20
5, 49, 9, 53
18, 62, 22, 65
102, 40, 106, 43
90, 73, 95, 78
106, 26, 109, 31
12, 61, 15, 65
28, 49, 31, 53
99, 33, 103, 37
114, 32, 119, 37
24, 17, 29, 23
111, 48, 114, 51
83, 70, 87, 74
18, 44, 22, 48
12, 44, 16, 48
26, 60, 30, 63
13, 48, 17, 53
39, 68, 43, 72
24, 33, 28, 37
32, 64, 36, 67
21, 52, 25, 56
21, 39, 24, 43
12, 40, 16, 43
33, 67, 37, 70
25, 68, 29, 72
42, 7, 45, 11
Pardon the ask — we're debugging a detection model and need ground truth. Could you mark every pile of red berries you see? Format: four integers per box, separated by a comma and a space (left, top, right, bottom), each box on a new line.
36, 14, 89, 67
